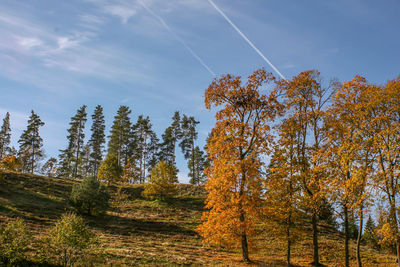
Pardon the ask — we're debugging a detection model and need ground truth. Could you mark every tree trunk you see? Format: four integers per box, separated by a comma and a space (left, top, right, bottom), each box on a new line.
74, 122, 82, 178
240, 212, 250, 262
356, 205, 364, 267
312, 212, 320, 266
344, 205, 349, 267
286, 225, 291, 267
396, 239, 400, 267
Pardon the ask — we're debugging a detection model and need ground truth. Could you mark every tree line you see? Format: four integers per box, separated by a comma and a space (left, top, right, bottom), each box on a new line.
197, 68, 400, 267
0, 107, 209, 185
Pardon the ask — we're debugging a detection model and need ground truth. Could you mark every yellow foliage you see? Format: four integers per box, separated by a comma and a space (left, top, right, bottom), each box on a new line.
197, 69, 282, 261
142, 161, 177, 200
0, 155, 21, 172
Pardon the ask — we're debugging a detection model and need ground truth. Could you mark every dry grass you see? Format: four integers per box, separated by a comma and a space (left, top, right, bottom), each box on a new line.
0, 170, 396, 266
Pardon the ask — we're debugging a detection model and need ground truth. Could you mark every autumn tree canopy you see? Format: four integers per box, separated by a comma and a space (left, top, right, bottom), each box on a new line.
197, 68, 282, 262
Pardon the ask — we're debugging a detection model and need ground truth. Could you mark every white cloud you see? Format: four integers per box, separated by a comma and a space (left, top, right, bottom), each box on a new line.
104, 4, 138, 24
16, 37, 43, 50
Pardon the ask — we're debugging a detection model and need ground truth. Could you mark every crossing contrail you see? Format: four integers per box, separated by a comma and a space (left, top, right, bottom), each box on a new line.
138, 0, 216, 77
208, 0, 286, 80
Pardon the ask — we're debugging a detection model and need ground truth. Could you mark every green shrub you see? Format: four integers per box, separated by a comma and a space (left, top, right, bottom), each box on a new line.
70, 175, 110, 216
38, 213, 101, 266
0, 218, 31, 265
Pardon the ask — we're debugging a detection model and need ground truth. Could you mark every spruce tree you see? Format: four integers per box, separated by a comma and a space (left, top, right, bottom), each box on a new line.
88, 105, 106, 175
58, 106, 87, 178
0, 112, 11, 159
18, 110, 45, 173
188, 146, 209, 185
159, 111, 182, 164
179, 115, 199, 182
108, 106, 132, 167
131, 115, 159, 183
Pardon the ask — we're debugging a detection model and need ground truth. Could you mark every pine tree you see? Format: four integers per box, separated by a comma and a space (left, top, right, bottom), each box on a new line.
108, 106, 132, 167
158, 112, 183, 181
131, 115, 159, 183
88, 105, 106, 175
18, 110, 45, 173
0, 112, 11, 159
179, 115, 199, 183
41, 157, 58, 177
58, 106, 87, 178
188, 146, 209, 185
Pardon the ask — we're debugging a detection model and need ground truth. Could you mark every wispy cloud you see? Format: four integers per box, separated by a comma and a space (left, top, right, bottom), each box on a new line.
208, 0, 286, 80
138, 0, 215, 77
0, 5, 152, 91
104, 4, 138, 24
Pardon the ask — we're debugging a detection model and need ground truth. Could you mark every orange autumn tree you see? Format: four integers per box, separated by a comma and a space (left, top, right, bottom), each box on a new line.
325, 76, 375, 267
276, 70, 336, 266
197, 69, 282, 262
371, 76, 400, 266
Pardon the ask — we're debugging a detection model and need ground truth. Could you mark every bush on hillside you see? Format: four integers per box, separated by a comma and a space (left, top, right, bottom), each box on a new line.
38, 213, 101, 266
0, 155, 21, 172
70, 175, 110, 216
143, 161, 177, 200
0, 218, 31, 265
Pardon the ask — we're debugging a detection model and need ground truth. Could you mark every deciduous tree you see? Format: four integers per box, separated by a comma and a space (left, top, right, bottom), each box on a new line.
142, 161, 177, 200
97, 153, 123, 185
276, 70, 336, 266
197, 69, 281, 262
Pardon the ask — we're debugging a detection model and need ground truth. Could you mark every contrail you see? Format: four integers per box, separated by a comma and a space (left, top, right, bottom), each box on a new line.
138, 0, 216, 77
208, 0, 286, 80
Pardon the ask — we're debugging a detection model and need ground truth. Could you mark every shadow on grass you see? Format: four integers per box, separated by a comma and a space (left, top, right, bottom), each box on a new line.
163, 197, 205, 212
87, 212, 198, 237
0, 181, 69, 223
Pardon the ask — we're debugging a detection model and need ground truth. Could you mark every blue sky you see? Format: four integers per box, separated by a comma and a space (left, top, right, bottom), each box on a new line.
0, 0, 399, 182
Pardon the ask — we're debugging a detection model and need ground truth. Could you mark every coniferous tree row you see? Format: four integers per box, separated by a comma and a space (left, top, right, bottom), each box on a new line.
0, 112, 11, 159
0, 105, 207, 185
18, 110, 45, 173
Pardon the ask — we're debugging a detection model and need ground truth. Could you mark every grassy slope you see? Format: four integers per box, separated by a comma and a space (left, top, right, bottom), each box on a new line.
0, 171, 396, 266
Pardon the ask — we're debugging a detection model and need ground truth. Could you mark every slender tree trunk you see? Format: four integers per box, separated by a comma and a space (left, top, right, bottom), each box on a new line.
192, 138, 196, 185
356, 205, 364, 267
312, 212, 320, 266
344, 204, 349, 267
74, 122, 82, 178
240, 211, 250, 262
286, 221, 291, 267
396, 239, 400, 267
31, 139, 35, 174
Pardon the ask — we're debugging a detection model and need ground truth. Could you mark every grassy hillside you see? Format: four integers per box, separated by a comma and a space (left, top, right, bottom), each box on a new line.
0, 171, 396, 266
